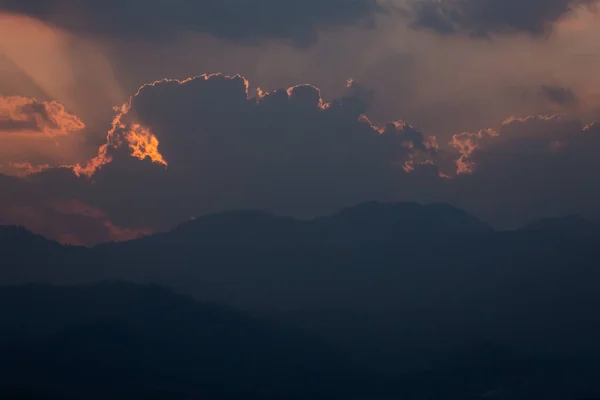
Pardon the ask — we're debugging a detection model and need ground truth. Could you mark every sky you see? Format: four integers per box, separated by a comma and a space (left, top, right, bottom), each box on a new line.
2, 0, 600, 245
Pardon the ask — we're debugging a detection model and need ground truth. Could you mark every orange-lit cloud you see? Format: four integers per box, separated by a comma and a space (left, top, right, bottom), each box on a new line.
0, 96, 88, 176
71, 91, 168, 177
126, 124, 168, 166
71, 143, 112, 178
502, 114, 565, 125
6, 162, 51, 177
71, 104, 126, 178
0, 96, 85, 137
450, 128, 499, 174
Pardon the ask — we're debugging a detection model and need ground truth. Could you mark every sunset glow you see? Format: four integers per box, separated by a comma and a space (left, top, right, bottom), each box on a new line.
2, 0, 600, 244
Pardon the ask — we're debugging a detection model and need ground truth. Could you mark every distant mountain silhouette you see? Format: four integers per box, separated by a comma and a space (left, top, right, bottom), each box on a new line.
0, 226, 89, 284
0, 226, 60, 246
4, 202, 600, 398
3, 201, 600, 311
125, 201, 492, 249
150, 209, 306, 247
319, 201, 492, 234
0, 226, 65, 256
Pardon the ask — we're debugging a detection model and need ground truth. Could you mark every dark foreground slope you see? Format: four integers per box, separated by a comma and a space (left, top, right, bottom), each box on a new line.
1, 283, 600, 400
0, 282, 386, 399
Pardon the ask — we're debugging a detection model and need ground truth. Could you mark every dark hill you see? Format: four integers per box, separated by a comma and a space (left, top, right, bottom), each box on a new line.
0, 226, 89, 284
0, 282, 381, 399
525, 214, 600, 239
3, 203, 600, 398
123, 201, 492, 249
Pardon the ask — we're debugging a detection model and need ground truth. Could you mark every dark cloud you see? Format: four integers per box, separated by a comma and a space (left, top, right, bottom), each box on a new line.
539, 85, 579, 107
79, 74, 440, 230
0, 75, 444, 245
0, 0, 381, 46
448, 114, 600, 228
410, 0, 595, 37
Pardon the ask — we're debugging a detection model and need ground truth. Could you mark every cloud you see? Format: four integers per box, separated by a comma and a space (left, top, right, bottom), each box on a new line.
0, 173, 148, 245
410, 0, 596, 37
539, 84, 579, 106
447, 113, 600, 228
71, 98, 168, 178
0, 96, 84, 136
451, 114, 585, 175
6, 73, 600, 245
0, 0, 381, 46
0, 96, 88, 176
450, 128, 499, 174
65, 74, 439, 233
0, 74, 445, 245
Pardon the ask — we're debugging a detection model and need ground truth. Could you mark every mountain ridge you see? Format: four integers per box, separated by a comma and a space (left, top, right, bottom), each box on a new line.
102, 201, 493, 250
4, 203, 600, 397
6, 201, 598, 248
